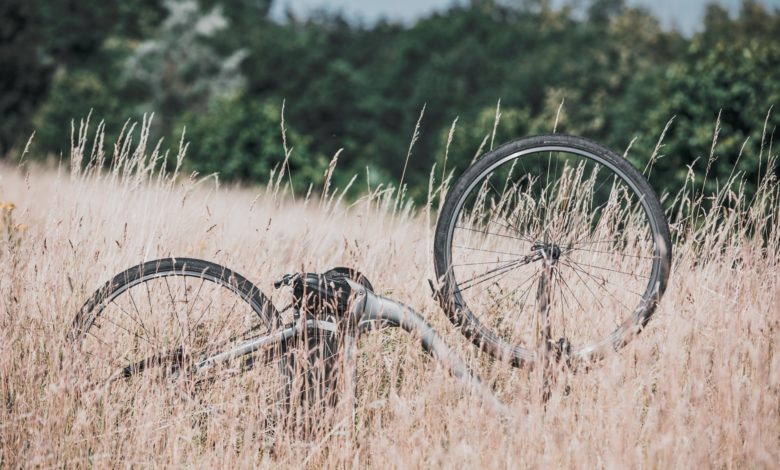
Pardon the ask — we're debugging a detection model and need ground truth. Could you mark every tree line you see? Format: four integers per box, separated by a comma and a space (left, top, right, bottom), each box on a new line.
2, 0, 778, 200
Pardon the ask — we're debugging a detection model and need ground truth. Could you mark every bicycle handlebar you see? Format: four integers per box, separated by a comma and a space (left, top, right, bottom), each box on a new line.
347, 280, 510, 416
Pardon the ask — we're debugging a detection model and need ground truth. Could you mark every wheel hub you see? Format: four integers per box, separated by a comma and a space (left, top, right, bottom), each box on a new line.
532, 243, 562, 263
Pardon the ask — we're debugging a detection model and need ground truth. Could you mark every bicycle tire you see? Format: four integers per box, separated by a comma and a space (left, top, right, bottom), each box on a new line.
69, 257, 352, 437
434, 134, 672, 368
67, 257, 307, 440
69, 257, 279, 346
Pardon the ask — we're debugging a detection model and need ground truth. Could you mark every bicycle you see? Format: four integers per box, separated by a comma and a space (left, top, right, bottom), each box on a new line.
67, 134, 672, 419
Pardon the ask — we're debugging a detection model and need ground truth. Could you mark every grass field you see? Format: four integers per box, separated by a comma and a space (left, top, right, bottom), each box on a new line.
1, 119, 778, 467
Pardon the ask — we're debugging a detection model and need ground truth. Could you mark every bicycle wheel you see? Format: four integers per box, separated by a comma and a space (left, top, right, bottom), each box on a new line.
434, 135, 671, 368
68, 258, 291, 431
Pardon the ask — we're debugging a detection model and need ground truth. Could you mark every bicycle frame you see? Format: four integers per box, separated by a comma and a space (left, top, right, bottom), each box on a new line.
196, 318, 338, 374
127, 279, 509, 414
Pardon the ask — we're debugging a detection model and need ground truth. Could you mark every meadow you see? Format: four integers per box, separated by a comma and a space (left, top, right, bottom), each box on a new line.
0, 117, 778, 467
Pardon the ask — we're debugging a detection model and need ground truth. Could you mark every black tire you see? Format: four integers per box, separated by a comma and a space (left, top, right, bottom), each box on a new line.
69, 257, 279, 347
68, 257, 292, 433
434, 135, 672, 368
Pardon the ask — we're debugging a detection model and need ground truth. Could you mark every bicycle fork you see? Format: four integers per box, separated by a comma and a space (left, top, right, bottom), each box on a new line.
536, 260, 554, 403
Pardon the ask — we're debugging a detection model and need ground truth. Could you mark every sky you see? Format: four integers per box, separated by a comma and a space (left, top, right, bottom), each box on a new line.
270, 0, 780, 35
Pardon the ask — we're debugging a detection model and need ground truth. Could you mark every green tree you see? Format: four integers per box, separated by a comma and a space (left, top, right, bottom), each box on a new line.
181, 93, 327, 190
622, 1, 780, 196
0, 0, 164, 154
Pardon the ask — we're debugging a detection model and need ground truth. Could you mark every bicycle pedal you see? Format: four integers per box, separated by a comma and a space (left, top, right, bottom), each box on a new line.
274, 273, 300, 289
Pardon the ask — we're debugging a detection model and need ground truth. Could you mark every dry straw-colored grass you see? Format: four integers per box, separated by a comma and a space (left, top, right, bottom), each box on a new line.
0, 115, 778, 468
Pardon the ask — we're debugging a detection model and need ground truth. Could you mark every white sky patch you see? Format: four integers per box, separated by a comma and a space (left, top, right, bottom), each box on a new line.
270, 0, 780, 35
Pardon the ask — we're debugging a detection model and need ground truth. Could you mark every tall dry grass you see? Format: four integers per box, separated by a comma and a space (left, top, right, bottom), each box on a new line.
0, 115, 778, 467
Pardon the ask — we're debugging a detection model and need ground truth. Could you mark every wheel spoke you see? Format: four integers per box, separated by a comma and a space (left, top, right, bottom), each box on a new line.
107, 300, 157, 347
163, 276, 184, 344
452, 257, 527, 267
457, 254, 538, 292
453, 244, 529, 258
455, 224, 534, 245
564, 246, 658, 260
564, 259, 605, 309
563, 258, 649, 280
559, 259, 638, 312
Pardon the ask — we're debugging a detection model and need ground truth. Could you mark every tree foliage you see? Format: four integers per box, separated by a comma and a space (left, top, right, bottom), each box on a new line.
182, 93, 326, 189
2, 0, 778, 201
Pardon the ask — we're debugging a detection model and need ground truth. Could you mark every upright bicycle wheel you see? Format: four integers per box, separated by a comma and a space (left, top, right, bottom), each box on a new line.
68, 258, 291, 430
434, 135, 672, 367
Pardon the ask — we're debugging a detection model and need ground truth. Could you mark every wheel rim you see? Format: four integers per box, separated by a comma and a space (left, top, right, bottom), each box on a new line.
444, 145, 667, 364
72, 264, 290, 432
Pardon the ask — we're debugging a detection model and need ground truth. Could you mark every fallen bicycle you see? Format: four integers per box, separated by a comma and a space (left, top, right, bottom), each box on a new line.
68, 135, 672, 419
